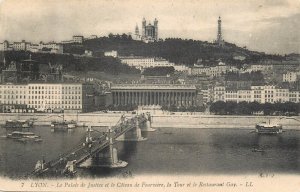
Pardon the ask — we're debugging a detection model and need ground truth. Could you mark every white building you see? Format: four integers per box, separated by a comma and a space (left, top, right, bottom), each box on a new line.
289, 91, 300, 103
212, 85, 298, 104
250, 64, 273, 72
174, 65, 189, 72
0, 40, 63, 54
283, 72, 299, 82
0, 83, 94, 113
119, 56, 175, 70
104, 50, 118, 58
189, 64, 239, 77
0, 41, 10, 51
213, 86, 225, 101
72, 36, 84, 44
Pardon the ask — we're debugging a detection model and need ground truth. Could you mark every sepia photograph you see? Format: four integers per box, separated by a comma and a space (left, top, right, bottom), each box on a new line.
0, 0, 300, 191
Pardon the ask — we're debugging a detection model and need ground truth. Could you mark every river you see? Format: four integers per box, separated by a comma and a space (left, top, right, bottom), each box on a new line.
0, 126, 299, 178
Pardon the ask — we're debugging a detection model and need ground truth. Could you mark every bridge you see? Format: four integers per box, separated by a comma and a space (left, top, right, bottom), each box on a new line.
26, 113, 153, 178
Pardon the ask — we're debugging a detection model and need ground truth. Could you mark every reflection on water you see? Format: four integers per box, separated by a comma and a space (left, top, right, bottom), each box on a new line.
0, 126, 300, 178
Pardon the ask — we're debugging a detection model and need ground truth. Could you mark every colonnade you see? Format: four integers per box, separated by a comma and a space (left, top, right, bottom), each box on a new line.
112, 91, 196, 106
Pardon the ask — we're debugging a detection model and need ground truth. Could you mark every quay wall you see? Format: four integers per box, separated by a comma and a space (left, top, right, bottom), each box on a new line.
0, 113, 299, 130
151, 115, 300, 129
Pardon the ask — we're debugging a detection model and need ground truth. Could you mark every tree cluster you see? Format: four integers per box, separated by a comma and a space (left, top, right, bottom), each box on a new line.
210, 101, 300, 115
105, 104, 138, 111
0, 51, 140, 75
78, 35, 283, 67
142, 66, 175, 76
161, 105, 206, 112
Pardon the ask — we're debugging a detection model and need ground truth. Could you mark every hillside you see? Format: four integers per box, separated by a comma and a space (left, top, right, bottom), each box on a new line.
64, 34, 285, 67
0, 51, 140, 75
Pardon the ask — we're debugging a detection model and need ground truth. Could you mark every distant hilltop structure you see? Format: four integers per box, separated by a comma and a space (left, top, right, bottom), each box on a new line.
0, 40, 63, 54
133, 18, 158, 43
214, 16, 225, 47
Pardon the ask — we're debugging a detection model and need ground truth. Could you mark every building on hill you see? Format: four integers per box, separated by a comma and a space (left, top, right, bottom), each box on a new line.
61, 35, 84, 44
0, 40, 11, 51
119, 56, 174, 70
1, 59, 18, 83
132, 24, 142, 41
39, 62, 63, 82
72, 35, 84, 44
0, 40, 63, 53
283, 72, 300, 82
133, 18, 158, 43
1, 55, 40, 83
104, 50, 118, 58
188, 62, 239, 77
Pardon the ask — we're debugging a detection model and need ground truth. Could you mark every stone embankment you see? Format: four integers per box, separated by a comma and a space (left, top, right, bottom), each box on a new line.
0, 113, 299, 130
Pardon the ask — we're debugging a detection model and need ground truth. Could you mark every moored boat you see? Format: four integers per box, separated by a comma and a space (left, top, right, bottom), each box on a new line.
50, 120, 77, 132
7, 131, 42, 142
255, 120, 282, 134
4, 119, 34, 129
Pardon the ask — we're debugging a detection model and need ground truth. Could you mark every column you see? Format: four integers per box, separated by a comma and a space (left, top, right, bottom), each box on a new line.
138, 92, 141, 105
149, 92, 151, 105
168, 92, 171, 106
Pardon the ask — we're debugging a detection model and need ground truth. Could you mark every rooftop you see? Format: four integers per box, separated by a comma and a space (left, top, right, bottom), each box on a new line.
111, 84, 196, 90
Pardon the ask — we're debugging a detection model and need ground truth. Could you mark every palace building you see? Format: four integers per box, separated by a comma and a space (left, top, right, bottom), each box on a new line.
111, 84, 197, 107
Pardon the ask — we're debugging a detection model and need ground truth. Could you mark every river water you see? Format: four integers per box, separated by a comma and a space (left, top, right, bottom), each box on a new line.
0, 126, 299, 178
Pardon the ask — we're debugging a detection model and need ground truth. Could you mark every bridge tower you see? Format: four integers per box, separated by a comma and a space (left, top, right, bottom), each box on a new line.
80, 127, 128, 168
117, 117, 147, 141
140, 113, 156, 132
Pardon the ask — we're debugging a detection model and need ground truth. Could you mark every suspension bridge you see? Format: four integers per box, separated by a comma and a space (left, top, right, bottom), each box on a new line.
25, 113, 153, 178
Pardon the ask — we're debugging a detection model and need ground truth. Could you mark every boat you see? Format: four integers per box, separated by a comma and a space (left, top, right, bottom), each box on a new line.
252, 148, 265, 153
255, 120, 283, 134
4, 119, 34, 129
7, 131, 42, 142
51, 120, 77, 132
50, 111, 79, 132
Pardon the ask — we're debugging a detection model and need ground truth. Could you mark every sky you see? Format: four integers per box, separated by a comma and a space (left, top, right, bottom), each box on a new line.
0, 0, 300, 54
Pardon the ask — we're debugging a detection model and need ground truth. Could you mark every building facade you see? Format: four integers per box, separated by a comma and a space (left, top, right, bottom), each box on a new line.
104, 50, 118, 58
283, 72, 299, 82
111, 84, 197, 107
0, 83, 95, 113
142, 18, 158, 42
211, 85, 300, 104
72, 36, 84, 44
119, 56, 174, 70
189, 64, 239, 77
133, 18, 158, 42
0, 40, 63, 53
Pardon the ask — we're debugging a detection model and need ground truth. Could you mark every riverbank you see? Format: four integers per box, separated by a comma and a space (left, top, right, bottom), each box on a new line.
151, 115, 300, 130
0, 113, 299, 130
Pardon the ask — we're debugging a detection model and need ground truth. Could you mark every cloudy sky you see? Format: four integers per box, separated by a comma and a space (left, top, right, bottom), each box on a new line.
0, 0, 300, 54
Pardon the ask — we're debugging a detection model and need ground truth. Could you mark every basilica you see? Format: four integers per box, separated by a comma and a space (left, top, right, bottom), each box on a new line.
133, 18, 158, 43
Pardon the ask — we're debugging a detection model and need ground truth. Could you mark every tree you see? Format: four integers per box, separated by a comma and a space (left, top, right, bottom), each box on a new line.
210, 101, 226, 115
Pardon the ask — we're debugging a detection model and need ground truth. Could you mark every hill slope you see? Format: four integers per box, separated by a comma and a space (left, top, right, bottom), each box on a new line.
64, 34, 285, 66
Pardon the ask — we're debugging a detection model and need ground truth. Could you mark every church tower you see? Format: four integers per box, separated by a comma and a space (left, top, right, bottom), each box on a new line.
135, 24, 139, 36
